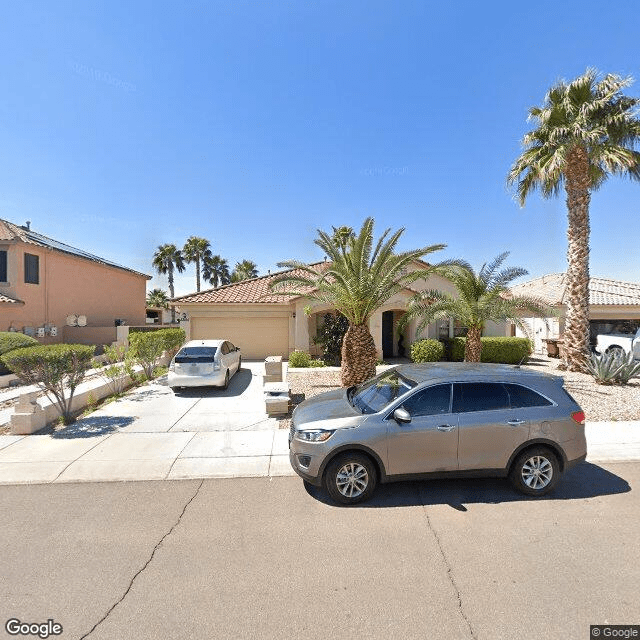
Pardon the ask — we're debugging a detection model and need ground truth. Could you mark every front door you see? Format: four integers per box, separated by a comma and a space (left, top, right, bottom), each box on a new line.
382, 311, 394, 359
386, 384, 458, 475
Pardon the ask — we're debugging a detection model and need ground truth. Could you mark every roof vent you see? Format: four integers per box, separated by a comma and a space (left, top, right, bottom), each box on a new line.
24, 221, 31, 230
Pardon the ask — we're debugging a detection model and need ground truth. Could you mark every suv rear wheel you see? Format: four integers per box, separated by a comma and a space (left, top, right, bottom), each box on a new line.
324, 452, 377, 505
509, 447, 560, 496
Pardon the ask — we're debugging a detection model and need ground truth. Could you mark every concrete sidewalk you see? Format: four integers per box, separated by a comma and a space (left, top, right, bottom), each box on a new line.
0, 420, 638, 485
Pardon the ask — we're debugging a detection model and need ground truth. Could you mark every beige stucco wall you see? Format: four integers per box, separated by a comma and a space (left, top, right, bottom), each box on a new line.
0, 243, 148, 343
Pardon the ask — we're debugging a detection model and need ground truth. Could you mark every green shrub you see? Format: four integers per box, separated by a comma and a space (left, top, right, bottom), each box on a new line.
288, 350, 312, 368
93, 343, 135, 397
0, 331, 39, 375
313, 313, 349, 366
411, 339, 444, 363
155, 328, 186, 356
129, 331, 166, 380
1, 344, 95, 425
309, 359, 326, 367
449, 337, 532, 364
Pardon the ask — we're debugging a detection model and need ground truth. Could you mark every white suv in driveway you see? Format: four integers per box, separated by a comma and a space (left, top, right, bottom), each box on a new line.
168, 339, 241, 391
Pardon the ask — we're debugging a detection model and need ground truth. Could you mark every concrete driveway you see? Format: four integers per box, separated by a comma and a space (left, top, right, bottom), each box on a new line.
78, 360, 278, 433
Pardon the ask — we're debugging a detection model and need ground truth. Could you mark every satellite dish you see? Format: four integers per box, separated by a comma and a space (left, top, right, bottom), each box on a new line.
77, 315, 87, 327
66, 315, 78, 326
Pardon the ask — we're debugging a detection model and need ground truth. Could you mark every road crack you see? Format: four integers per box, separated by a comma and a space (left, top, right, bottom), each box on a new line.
417, 486, 477, 640
80, 479, 204, 639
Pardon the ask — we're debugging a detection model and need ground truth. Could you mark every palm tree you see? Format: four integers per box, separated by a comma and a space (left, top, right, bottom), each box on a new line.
270, 217, 450, 387
231, 259, 259, 282
146, 288, 170, 309
400, 253, 551, 362
182, 236, 212, 293
203, 254, 231, 288
508, 69, 640, 371
152, 244, 185, 322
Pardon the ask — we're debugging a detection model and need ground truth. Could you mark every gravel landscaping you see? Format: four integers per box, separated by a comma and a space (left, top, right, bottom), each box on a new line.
280, 355, 640, 428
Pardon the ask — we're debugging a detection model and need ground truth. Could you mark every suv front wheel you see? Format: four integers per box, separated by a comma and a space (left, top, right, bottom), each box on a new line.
324, 452, 377, 505
509, 447, 560, 496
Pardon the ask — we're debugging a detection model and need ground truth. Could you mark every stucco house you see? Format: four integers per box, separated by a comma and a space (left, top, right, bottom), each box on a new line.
173, 261, 508, 360
0, 218, 150, 345
510, 273, 640, 354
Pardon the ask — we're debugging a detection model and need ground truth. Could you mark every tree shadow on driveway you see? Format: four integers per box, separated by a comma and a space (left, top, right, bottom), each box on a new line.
304, 462, 631, 509
51, 416, 135, 439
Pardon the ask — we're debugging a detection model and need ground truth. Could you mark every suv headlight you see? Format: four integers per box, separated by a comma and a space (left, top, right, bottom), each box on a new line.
295, 429, 334, 442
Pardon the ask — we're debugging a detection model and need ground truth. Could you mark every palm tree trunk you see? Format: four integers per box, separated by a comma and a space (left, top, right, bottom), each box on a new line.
168, 267, 176, 323
196, 256, 201, 292
464, 326, 482, 362
341, 322, 377, 387
563, 145, 591, 372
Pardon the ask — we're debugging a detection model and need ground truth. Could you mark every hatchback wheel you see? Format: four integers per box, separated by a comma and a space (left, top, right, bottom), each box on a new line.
510, 447, 560, 496
324, 453, 377, 505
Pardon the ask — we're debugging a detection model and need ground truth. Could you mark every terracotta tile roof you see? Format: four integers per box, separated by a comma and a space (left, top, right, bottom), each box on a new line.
0, 218, 150, 279
173, 263, 326, 304
0, 292, 24, 304
509, 273, 640, 306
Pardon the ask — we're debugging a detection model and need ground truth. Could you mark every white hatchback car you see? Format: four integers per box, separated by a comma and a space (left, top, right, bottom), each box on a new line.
168, 339, 241, 391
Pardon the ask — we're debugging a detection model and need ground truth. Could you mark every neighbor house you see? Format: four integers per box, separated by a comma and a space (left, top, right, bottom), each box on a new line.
0, 219, 151, 345
510, 273, 640, 354
173, 261, 508, 360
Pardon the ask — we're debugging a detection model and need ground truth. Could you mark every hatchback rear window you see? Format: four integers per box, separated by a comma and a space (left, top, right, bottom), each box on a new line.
175, 347, 217, 363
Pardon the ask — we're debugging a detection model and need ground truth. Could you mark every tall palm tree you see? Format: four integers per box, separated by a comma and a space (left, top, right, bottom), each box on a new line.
182, 236, 212, 293
152, 244, 185, 321
146, 288, 170, 309
231, 259, 259, 282
400, 253, 551, 362
203, 254, 231, 288
508, 69, 640, 371
270, 217, 450, 387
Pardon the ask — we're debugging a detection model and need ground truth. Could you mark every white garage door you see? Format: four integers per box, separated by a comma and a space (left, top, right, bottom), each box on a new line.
190, 316, 289, 359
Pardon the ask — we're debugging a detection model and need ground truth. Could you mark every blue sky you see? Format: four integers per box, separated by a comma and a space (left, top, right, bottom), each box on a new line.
1, 0, 639, 297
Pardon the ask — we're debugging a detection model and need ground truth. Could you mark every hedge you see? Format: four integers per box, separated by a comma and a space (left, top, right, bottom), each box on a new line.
411, 339, 445, 363
450, 337, 532, 364
0, 332, 40, 375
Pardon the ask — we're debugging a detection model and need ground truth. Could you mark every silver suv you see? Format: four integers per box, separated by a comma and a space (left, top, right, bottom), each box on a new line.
289, 363, 587, 504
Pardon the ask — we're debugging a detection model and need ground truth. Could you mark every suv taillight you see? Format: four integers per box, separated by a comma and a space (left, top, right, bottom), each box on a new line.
571, 411, 585, 425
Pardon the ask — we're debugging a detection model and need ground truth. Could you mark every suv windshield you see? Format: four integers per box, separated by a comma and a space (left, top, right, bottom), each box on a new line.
175, 347, 218, 363
349, 370, 416, 414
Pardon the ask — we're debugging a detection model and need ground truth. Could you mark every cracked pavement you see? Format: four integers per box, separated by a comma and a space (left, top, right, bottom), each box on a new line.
1, 462, 639, 639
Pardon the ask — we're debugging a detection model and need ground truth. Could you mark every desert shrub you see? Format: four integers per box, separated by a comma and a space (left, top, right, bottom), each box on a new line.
1, 344, 95, 425
288, 350, 312, 368
313, 313, 349, 366
309, 359, 326, 367
93, 343, 136, 396
128, 331, 166, 380
450, 337, 532, 364
411, 339, 444, 363
0, 332, 39, 375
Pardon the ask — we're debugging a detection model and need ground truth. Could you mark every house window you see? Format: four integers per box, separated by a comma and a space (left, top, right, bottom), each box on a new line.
24, 253, 39, 284
0, 250, 7, 282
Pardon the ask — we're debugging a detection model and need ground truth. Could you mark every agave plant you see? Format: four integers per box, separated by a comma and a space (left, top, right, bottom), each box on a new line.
586, 351, 640, 385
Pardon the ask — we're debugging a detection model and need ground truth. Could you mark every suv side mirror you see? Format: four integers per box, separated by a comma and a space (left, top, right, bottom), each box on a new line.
393, 408, 411, 424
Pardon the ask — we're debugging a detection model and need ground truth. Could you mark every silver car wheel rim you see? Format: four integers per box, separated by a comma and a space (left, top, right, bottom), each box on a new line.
335, 462, 368, 498
521, 455, 553, 490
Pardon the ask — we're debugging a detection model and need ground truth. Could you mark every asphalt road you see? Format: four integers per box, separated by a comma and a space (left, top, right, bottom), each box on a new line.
1, 463, 639, 640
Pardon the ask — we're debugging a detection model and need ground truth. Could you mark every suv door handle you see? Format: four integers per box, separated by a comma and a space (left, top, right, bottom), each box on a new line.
507, 419, 526, 426
437, 424, 456, 432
